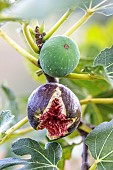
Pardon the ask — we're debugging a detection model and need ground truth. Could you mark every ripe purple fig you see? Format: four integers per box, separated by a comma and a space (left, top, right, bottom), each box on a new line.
27, 83, 81, 140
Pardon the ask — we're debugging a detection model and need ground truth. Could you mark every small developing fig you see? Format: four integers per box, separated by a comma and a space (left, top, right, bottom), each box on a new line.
27, 83, 81, 140
40, 35, 80, 77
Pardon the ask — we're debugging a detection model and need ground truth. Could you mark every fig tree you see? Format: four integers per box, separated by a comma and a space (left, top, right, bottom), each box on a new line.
27, 83, 81, 140
40, 35, 80, 77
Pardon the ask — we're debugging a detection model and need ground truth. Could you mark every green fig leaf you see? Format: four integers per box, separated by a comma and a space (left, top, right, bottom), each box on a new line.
0, 0, 10, 12
94, 46, 113, 84
0, 110, 14, 133
86, 119, 113, 170
4, 0, 79, 19
0, 0, 113, 23
1, 83, 19, 120
3, 0, 113, 20
94, 0, 113, 16
82, 65, 110, 83
84, 103, 103, 125
0, 138, 62, 170
83, 0, 113, 16
0, 158, 27, 169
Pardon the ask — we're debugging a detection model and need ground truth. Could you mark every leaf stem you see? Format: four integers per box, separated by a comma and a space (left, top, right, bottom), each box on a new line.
22, 23, 39, 53
64, 9, 94, 36
89, 162, 97, 170
78, 123, 92, 133
65, 73, 102, 80
28, 25, 36, 36
11, 127, 33, 138
39, 21, 45, 34
80, 98, 113, 105
12, 127, 33, 136
0, 116, 28, 144
0, 15, 22, 22
0, 29, 38, 66
2, 127, 34, 144
43, 8, 75, 41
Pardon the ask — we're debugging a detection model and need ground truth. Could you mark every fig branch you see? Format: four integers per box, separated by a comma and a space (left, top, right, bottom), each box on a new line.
78, 129, 89, 170
81, 135, 89, 170
0, 29, 38, 66
43, 8, 75, 41
22, 23, 39, 53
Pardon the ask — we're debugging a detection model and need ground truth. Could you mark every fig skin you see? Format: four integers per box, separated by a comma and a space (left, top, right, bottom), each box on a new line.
40, 35, 80, 77
27, 83, 81, 140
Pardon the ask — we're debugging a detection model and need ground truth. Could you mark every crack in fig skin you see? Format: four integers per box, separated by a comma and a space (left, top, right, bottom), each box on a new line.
38, 98, 72, 138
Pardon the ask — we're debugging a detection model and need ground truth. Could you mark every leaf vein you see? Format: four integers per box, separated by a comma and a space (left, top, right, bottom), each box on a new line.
21, 144, 53, 165
97, 128, 113, 159
95, 135, 98, 159
106, 62, 113, 69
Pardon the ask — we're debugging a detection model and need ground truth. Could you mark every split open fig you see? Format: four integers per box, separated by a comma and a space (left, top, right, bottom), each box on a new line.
27, 83, 81, 140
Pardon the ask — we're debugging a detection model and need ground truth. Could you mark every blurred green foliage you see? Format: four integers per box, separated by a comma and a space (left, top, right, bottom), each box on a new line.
0, 0, 10, 12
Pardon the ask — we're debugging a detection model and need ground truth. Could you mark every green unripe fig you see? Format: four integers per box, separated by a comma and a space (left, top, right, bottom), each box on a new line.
40, 35, 80, 77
